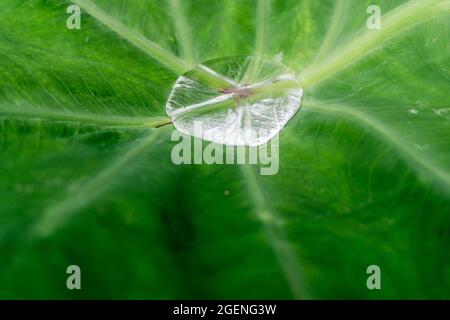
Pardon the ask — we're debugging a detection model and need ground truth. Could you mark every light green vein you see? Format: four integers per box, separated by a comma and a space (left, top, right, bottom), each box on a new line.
240, 165, 310, 299
298, 0, 443, 88
311, 0, 347, 64
32, 129, 163, 237
241, 1, 309, 298
168, 0, 197, 64
73, 0, 235, 89
433, 1, 450, 12
254, 0, 270, 61
304, 100, 450, 189
242, 0, 270, 83
0, 105, 172, 128
72, 0, 192, 74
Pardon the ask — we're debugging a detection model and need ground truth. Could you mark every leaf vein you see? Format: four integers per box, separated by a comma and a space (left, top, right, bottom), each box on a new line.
299, 0, 444, 87
32, 129, 163, 237
72, 0, 192, 74
305, 100, 450, 189
240, 165, 310, 299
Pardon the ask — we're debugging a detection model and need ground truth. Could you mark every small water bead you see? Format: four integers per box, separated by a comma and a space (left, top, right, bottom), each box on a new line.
166, 56, 303, 147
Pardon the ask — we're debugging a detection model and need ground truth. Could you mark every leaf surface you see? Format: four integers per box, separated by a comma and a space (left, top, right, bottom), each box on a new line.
0, 0, 449, 299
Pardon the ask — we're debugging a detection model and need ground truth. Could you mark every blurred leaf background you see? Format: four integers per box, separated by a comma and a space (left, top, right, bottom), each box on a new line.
0, 0, 449, 299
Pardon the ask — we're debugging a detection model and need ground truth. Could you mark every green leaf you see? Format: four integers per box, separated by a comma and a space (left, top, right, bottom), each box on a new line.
0, 0, 449, 299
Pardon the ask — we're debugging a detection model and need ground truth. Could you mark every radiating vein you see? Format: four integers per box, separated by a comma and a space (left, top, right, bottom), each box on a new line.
239, 3, 309, 296
73, 0, 238, 91
168, 0, 197, 64
72, 0, 192, 74
242, 0, 270, 83
305, 100, 450, 189
32, 129, 163, 237
254, 0, 270, 61
311, 0, 347, 64
435, 0, 450, 11
240, 166, 309, 299
298, 0, 443, 88
0, 105, 172, 128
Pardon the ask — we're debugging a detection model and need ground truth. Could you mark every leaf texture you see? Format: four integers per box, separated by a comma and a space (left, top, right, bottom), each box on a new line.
0, 0, 449, 299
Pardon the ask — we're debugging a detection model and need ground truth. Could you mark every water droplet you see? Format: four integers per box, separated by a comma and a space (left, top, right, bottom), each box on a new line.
166, 56, 303, 146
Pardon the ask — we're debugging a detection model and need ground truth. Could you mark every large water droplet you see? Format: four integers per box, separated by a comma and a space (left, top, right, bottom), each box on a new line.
166, 56, 303, 146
